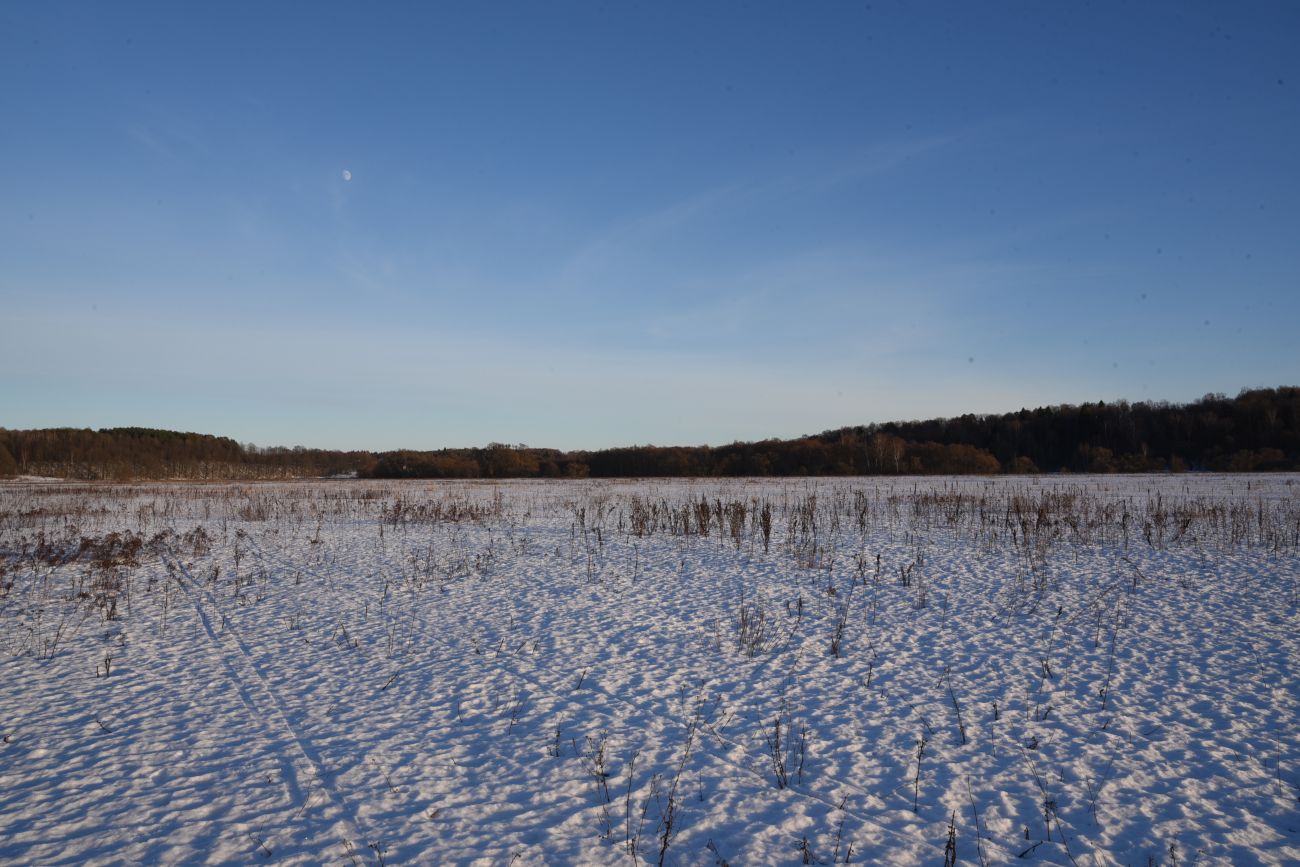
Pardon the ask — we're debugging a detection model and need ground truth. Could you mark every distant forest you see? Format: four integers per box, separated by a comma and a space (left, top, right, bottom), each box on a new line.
2, 387, 1298, 480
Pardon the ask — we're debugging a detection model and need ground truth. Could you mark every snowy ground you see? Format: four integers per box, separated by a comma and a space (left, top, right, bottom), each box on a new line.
1, 476, 1297, 865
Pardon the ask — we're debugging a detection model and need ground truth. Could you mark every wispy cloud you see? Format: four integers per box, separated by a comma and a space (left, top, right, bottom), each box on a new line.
123, 120, 208, 163
552, 130, 965, 296
556, 180, 746, 289
124, 125, 181, 162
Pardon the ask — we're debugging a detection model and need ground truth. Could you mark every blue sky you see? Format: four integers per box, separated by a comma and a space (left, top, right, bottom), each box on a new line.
2, 2, 1298, 450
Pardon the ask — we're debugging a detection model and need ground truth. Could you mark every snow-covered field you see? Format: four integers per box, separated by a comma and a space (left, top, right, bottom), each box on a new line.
1, 476, 1297, 865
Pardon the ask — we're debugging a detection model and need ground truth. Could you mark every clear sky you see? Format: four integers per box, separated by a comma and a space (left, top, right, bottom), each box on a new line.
2, 2, 1298, 451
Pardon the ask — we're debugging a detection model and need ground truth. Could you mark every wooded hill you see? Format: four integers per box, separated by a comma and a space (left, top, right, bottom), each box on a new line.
2, 387, 1297, 480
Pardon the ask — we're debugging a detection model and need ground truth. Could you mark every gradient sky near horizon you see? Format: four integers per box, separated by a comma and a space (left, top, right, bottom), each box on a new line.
3, 2, 1298, 451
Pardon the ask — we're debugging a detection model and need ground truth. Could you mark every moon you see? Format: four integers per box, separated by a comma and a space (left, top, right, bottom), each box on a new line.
342, 169, 352, 181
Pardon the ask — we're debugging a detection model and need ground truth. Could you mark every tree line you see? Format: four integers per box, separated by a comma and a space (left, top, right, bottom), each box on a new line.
0, 427, 366, 480
2, 387, 1297, 480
